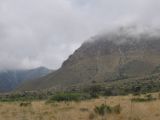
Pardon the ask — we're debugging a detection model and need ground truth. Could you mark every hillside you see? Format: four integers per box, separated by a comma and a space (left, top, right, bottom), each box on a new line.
0, 67, 52, 92
18, 26, 160, 91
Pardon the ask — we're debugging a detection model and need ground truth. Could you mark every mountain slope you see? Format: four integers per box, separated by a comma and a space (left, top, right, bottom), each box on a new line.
18, 26, 160, 91
0, 67, 52, 92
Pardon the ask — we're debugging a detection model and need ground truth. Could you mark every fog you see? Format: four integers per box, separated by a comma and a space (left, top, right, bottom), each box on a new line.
0, 0, 160, 70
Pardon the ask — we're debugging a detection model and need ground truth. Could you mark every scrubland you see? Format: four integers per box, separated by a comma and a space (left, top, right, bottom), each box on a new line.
0, 93, 160, 120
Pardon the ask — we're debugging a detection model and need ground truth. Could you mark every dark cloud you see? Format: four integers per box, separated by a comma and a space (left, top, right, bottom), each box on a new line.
0, 0, 159, 70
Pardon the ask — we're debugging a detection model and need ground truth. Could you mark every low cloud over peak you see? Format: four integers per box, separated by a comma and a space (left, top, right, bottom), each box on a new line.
0, 0, 160, 70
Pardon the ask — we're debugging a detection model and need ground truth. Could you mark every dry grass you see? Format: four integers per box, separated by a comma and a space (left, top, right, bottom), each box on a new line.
0, 93, 160, 120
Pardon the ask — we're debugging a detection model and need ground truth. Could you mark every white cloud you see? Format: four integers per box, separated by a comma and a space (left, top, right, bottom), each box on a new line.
0, 0, 160, 70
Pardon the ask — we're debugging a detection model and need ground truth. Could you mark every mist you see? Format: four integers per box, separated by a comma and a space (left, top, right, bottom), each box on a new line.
0, 0, 160, 70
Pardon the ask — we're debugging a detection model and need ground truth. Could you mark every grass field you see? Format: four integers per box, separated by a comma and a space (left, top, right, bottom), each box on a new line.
0, 93, 160, 120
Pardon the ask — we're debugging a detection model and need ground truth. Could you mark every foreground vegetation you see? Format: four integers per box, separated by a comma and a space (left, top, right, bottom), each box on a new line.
0, 93, 160, 120
1, 81, 160, 120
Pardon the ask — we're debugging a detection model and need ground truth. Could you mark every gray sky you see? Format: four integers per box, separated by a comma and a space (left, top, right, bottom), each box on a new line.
0, 0, 160, 70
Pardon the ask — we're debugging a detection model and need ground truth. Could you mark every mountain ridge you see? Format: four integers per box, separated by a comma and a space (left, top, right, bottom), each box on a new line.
17, 25, 160, 91
0, 67, 52, 92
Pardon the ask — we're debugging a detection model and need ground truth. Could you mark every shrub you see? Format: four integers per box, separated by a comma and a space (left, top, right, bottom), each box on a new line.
103, 89, 113, 96
0, 91, 52, 102
94, 104, 112, 116
86, 85, 105, 98
145, 94, 154, 101
131, 94, 156, 102
90, 92, 99, 98
19, 102, 32, 107
94, 104, 121, 116
131, 98, 148, 102
48, 92, 91, 102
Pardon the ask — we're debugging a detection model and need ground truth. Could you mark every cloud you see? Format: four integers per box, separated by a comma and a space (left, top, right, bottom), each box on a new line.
0, 0, 160, 70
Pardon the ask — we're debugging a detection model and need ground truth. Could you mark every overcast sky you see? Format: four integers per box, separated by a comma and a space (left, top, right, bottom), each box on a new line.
0, 0, 160, 70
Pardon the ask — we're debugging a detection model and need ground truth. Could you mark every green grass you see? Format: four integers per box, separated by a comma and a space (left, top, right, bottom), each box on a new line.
47, 92, 92, 102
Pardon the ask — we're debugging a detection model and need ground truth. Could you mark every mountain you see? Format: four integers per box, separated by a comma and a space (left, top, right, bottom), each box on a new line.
0, 67, 52, 92
18, 25, 160, 91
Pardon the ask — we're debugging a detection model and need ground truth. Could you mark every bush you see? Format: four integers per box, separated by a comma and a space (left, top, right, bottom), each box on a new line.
145, 94, 154, 100
94, 104, 121, 116
48, 92, 91, 102
94, 104, 111, 116
19, 102, 32, 107
131, 98, 148, 102
131, 94, 156, 102
0, 91, 53, 102
90, 92, 99, 98
85, 85, 105, 98
103, 89, 113, 96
